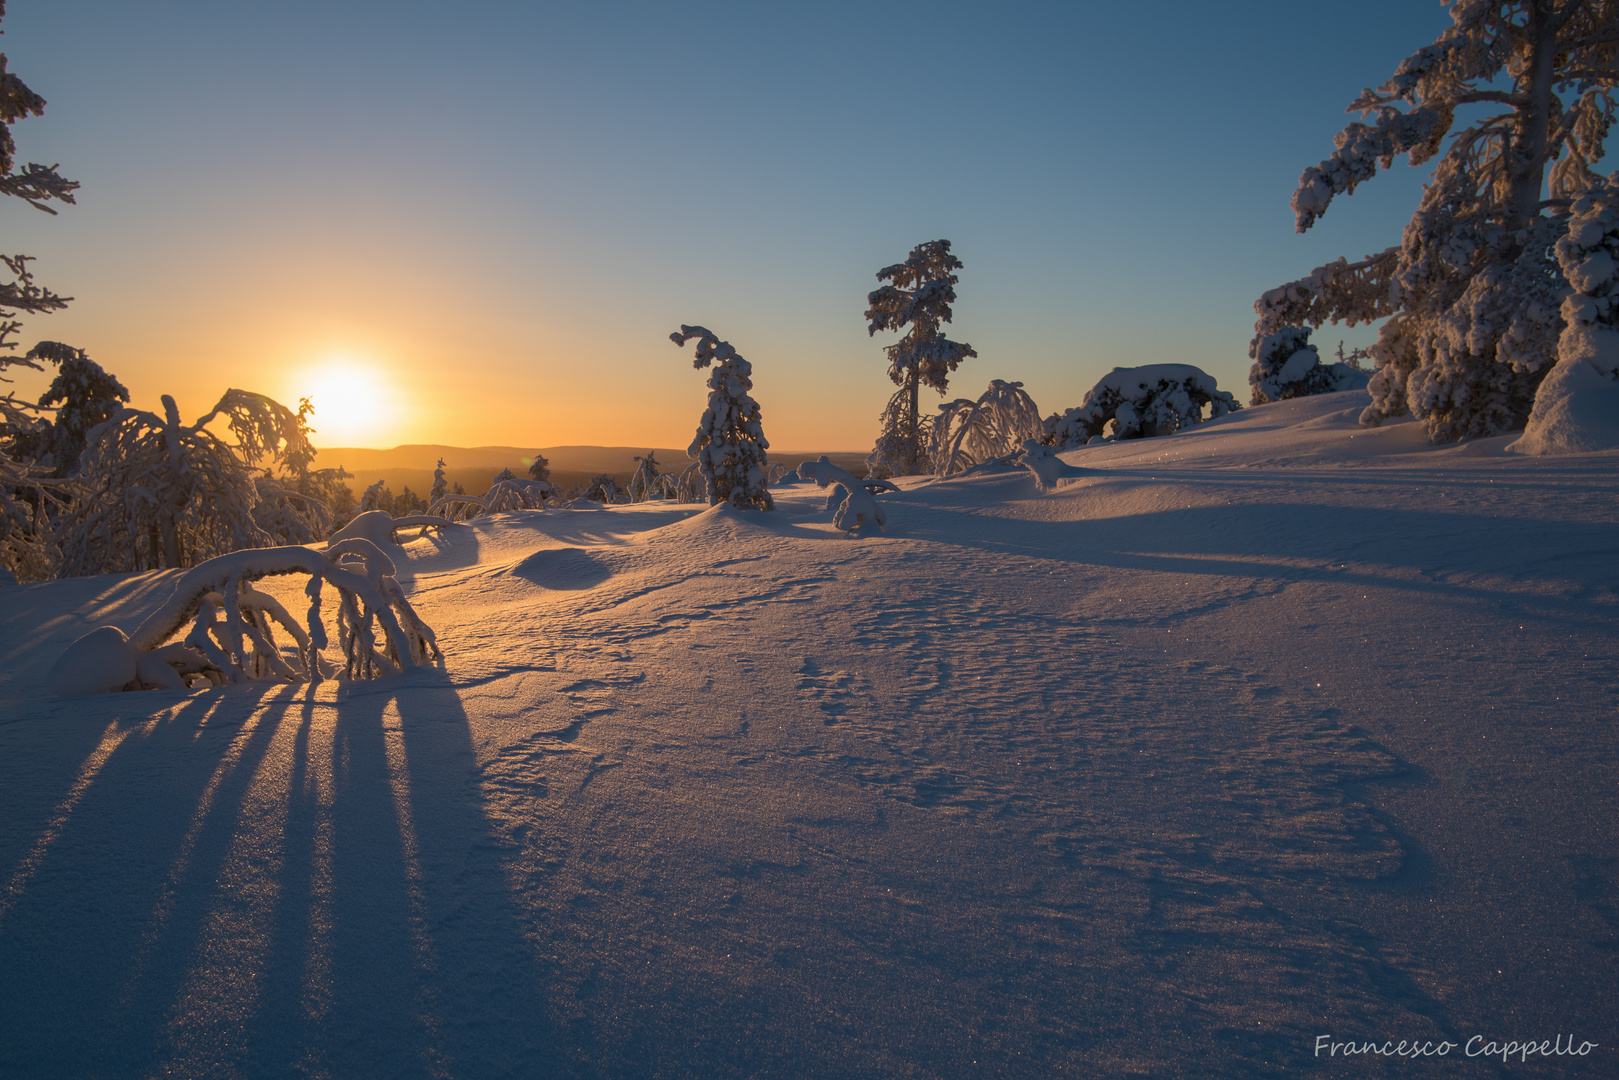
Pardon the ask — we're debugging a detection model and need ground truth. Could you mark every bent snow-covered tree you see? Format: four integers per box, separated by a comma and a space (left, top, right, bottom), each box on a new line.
930, 380, 1044, 477
57, 389, 313, 575
866, 240, 977, 475
47, 540, 442, 694
1043, 365, 1240, 448
1257, 0, 1618, 441
670, 325, 773, 510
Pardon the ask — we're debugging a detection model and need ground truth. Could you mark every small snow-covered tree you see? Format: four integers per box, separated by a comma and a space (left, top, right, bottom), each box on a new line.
26, 342, 129, 474
527, 452, 550, 483
671, 325, 773, 510
799, 456, 886, 534
583, 472, 623, 504
627, 450, 667, 502
1257, 0, 1618, 441
1042, 365, 1240, 447
930, 379, 1044, 477
1248, 327, 1371, 404
865, 240, 977, 475
58, 390, 311, 574
431, 458, 448, 502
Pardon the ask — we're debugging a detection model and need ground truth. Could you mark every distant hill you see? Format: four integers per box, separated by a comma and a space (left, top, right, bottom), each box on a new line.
311, 444, 868, 498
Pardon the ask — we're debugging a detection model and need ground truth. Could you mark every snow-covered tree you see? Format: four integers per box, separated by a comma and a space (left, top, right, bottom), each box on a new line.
1257, 0, 1618, 441
1042, 365, 1240, 448
671, 325, 773, 510
527, 452, 550, 483
799, 456, 886, 534
48, 540, 442, 692
24, 342, 129, 474
930, 379, 1044, 477
1516, 170, 1619, 451
0, 10, 81, 580
1248, 326, 1371, 404
865, 240, 977, 475
57, 389, 312, 574
583, 472, 623, 504
627, 450, 668, 502
431, 458, 448, 502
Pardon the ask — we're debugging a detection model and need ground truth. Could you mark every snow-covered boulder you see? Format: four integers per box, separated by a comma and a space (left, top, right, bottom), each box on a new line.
1248, 327, 1369, 405
1043, 364, 1241, 448
1513, 176, 1619, 455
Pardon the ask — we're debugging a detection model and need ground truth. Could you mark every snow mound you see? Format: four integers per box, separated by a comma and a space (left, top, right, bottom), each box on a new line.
1510, 329, 1619, 455
510, 547, 614, 589
46, 625, 138, 695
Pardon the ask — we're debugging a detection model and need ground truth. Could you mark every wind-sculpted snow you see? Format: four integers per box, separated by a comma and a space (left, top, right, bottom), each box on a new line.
2, 394, 1617, 1077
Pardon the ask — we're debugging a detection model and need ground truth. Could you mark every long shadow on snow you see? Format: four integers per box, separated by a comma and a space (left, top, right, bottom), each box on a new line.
0, 678, 578, 1080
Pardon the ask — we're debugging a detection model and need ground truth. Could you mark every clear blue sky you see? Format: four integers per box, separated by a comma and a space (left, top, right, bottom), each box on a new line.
3, 0, 1464, 449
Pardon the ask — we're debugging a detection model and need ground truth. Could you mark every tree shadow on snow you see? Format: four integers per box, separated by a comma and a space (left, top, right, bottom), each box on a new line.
0, 679, 579, 1079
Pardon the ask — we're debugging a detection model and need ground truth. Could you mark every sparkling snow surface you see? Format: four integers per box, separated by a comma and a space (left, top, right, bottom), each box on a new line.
2, 391, 1616, 1078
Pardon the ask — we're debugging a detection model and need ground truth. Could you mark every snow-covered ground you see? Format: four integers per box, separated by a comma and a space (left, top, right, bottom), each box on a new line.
2, 391, 1615, 1078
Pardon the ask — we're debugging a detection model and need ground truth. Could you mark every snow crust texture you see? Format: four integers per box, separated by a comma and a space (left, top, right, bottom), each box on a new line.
2, 393, 1617, 1078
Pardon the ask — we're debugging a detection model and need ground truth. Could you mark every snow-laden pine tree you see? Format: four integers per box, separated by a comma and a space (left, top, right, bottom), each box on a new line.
865, 240, 977, 475
671, 325, 773, 510
527, 453, 550, 484
27, 342, 128, 475
431, 458, 448, 502
1256, 0, 1618, 441
57, 390, 312, 574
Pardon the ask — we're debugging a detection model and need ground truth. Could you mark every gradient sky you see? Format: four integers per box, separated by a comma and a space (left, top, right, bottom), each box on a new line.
3, 0, 1469, 450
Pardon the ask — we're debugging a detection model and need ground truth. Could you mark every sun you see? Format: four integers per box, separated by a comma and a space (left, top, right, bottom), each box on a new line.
299, 364, 393, 446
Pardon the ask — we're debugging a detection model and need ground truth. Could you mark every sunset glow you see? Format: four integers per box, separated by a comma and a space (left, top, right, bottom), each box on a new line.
296, 362, 402, 448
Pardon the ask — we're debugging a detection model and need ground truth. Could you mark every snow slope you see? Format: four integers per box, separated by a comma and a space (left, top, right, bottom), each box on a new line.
2, 391, 1615, 1078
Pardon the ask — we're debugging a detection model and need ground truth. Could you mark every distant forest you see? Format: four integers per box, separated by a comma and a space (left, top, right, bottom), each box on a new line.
329, 445, 869, 501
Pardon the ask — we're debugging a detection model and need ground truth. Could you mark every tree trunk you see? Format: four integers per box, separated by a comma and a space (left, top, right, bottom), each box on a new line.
1507, 6, 1559, 228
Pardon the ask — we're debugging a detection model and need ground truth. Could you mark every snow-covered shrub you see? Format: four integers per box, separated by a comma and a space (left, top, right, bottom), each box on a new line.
527, 453, 551, 483
799, 456, 885, 534
56, 392, 303, 575
427, 492, 486, 522
1248, 327, 1370, 405
865, 240, 977, 476
1257, 2, 1617, 441
628, 451, 667, 502
1, 450, 68, 583
583, 473, 623, 504
670, 460, 706, 503
252, 475, 332, 546
484, 477, 551, 512
48, 540, 442, 694
671, 325, 773, 510
930, 379, 1043, 477
328, 509, 453, 550
1042, 365, 1240, 448
1515, 173, 1619, 454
